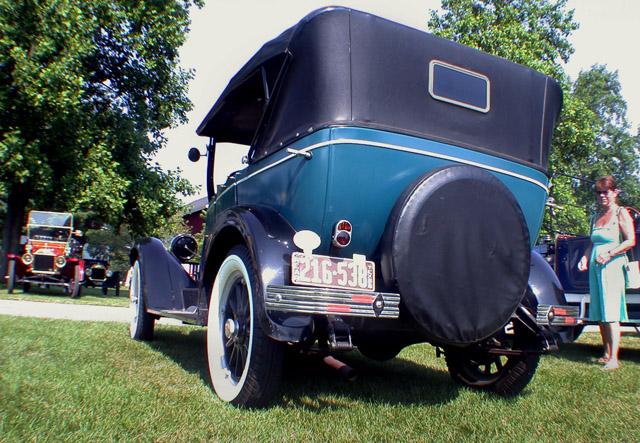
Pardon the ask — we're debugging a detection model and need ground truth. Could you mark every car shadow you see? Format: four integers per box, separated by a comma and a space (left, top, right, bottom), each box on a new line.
147, 327, 489, 408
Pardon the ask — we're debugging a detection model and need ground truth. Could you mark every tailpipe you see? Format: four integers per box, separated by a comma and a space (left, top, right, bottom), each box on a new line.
323, 355, 357, 381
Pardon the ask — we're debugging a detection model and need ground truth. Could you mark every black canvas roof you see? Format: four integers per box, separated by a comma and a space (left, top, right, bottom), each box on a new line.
197, 6, 562, 171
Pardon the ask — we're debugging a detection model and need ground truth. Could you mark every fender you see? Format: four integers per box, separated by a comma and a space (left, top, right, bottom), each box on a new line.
203, 205, 313, 343
130, 237, 197, 313
521, 249, 576, 344
526, 250, 566, 307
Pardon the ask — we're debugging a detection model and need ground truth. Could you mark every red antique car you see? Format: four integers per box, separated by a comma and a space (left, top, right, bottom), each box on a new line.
6, 211, 84, 297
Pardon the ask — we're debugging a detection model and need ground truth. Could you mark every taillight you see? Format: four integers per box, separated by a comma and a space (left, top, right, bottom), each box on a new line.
332, 220, 352, 248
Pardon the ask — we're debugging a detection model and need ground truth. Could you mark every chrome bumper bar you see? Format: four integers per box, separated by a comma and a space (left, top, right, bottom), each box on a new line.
265, 285, 400, 318
536, 304, 582, 327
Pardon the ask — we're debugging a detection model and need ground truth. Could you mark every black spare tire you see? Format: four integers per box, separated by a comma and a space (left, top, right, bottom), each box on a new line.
381, 165, 531, 345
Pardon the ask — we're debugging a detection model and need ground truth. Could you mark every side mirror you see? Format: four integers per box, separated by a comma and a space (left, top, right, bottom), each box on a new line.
241, 155, 249, 165
188, 147, 201, 162
170, 234, 198, 263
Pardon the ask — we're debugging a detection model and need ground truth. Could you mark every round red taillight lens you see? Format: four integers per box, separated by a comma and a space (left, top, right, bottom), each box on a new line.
336, 220, 352, 232
335, 231, 351, 246
332, 220, 352, 248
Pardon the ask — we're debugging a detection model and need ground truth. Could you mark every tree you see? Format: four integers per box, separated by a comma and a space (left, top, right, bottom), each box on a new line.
571, 65, 640, 210
428, 0, 578, 78
429, 0, 638, 238
0, 0, 201, 276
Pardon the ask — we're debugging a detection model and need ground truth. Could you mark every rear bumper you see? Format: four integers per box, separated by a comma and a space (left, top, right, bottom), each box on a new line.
265, 284, 400, 318
536, 304, 582, 327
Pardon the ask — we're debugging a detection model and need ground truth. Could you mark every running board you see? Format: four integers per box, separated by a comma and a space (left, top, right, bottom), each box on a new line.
150, 288, 208, 325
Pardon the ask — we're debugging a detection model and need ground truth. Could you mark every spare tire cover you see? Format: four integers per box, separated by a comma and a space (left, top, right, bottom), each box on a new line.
381, 165, 531, 345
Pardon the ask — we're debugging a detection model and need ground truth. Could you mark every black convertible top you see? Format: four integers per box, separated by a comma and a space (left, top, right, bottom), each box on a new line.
197, 6, 562, 171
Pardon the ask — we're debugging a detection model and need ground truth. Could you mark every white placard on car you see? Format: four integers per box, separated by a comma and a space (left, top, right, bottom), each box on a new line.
291, 252, 375, 291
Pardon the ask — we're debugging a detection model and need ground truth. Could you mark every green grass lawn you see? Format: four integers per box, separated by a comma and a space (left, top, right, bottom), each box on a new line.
0, 285, 129, 307
0, 315, 639, 442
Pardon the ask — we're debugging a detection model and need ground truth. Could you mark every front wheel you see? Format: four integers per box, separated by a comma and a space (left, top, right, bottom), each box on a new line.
7, 259, 16, 293
70, 266, 82, 298
207, 245, 284, 408
445, 323, 540, 397
358, 342, 403, 362
129, 261, 155, 341
445, 346, 540, 396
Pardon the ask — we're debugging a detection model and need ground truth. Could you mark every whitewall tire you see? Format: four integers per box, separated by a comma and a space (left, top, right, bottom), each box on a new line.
129, 261, 154, 341
207, 245, 283, 407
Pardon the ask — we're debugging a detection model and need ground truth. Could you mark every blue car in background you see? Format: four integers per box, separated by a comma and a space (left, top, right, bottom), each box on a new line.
128, 7, 577, 407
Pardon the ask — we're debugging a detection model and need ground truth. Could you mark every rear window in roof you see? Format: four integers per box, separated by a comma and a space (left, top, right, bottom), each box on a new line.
428, 60, 490, 113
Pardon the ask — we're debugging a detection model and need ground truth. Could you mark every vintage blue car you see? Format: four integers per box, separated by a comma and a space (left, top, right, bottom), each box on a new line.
128, 7, 577, 407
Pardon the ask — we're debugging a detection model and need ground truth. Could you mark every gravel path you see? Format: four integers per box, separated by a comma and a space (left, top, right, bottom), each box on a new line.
0, 299, 181, 325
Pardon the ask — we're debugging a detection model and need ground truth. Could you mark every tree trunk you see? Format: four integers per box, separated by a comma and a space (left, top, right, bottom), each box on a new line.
1, 187, 27, 279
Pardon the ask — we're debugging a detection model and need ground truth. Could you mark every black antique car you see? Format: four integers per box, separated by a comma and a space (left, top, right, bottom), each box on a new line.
538, 207, 640, 337
128, 7, 578, 407
82, 256, 120, 296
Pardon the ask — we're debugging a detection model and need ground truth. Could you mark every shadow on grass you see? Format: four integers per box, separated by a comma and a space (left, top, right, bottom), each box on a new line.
548, 332, 640, 365
149, 327, 464, 408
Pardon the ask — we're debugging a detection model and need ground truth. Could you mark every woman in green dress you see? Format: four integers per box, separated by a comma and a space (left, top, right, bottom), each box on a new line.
578, 176, 636, 370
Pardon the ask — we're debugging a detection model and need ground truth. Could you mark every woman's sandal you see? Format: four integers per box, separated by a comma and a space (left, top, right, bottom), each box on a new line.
602, 360, 619, 371
596, 356, 610, 363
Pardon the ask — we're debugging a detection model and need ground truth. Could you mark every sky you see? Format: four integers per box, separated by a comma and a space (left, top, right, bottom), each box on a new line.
158, 0, 640, 201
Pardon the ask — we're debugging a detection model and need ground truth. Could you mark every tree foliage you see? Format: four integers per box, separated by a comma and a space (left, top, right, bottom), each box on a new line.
428, 0, 640, 237
0, 0, 201, 272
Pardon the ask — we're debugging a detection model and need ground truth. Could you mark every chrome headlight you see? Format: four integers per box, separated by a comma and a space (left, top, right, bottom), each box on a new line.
55, 256, 67, 268
85, 268, 92, 277
106, 270, 113, 277
22, 253, 34, 265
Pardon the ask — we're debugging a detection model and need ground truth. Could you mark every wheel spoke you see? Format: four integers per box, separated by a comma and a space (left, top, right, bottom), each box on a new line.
234, 347, 242, 377
228, 286, 239, 316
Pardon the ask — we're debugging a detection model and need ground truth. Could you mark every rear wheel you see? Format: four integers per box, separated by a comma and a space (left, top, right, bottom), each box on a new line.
129, 261, 155, 340
445, 324, 540, 396
22, 282, 31, 293
7, 259, 16, 294
207, 245, 284, 407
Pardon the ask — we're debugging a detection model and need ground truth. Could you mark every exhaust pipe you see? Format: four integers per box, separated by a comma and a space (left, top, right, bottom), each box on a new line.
323, 355, 357, 381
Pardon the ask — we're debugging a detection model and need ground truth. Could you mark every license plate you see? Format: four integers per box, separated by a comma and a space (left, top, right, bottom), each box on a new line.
291, 252, 375, 291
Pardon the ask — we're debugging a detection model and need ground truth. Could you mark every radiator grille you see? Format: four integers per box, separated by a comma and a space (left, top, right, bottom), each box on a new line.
33, 254, 55, 273
90, 267, 106, 280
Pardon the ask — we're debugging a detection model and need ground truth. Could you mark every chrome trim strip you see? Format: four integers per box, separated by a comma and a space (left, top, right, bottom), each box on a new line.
215, 138, 549, 204
266, 284, 400, 319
